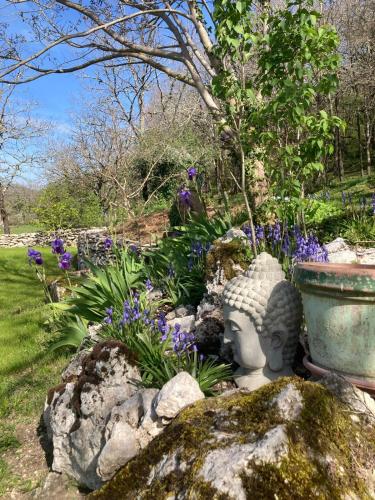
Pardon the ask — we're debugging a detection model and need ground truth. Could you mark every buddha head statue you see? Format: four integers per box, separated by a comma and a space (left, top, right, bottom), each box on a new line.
222, 252, 302, 391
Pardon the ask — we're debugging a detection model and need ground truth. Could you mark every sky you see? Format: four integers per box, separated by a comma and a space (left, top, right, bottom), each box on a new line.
0, 1, 88, 184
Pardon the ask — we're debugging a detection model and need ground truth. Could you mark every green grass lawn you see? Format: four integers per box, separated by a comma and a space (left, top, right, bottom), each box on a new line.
0, 247, 73, 495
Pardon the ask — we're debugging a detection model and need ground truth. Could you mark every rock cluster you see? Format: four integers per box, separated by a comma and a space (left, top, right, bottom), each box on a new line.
44, 342, 204, 490
0, 228, 92, 248
92, 376, 375, 499
326, 237, 375, 264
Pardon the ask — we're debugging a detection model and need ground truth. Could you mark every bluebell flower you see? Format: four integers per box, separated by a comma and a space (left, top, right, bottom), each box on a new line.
104, 307, 113, 324
145, 278, 153, 291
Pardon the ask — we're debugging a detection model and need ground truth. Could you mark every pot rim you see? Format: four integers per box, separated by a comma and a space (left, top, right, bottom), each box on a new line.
295, 262, 375, 278
303, 355, 375, 394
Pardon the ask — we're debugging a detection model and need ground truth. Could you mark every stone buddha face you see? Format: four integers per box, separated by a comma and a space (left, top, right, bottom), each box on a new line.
222, 252, 302, 391
224, 306, 287, 372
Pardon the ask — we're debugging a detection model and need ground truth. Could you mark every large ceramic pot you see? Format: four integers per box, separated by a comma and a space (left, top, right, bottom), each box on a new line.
294, 262, 375, 388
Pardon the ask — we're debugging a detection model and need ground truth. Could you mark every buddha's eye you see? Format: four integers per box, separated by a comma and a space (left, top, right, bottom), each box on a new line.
230, 324, 241, 334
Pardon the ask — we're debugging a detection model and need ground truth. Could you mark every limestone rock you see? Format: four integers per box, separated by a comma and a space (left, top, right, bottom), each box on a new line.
154, 372, 205, 419
61, 349, 89, 382
320, 372, 375, 421
97, 421, 140, 481
167, 315, 196, 333
44, 341, 141, 490
325, 237, 357, 263
175, 305, 195, 318
271, 383, 303, 420
324, 237, 349, 254
97, 389, 164, 481
219, 228, 249, 243
95, 378, 375, 499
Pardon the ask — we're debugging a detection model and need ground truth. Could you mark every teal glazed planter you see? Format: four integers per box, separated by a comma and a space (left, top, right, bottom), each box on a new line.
294, 262, 375, 388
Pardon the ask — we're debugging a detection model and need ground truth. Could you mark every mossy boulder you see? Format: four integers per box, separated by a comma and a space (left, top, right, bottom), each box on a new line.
91, 377, 375, 499
206, 237, 252, 283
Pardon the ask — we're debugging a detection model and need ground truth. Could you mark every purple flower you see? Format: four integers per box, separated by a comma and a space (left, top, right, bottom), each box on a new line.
51, 238, 65, 255
104, 237, 113, 250
372, 194, 375, 215
129, 244, 139, 255
293, 234, 328, 263
58, 252, 72, 270
178, 188, 192, 207
171, 323, 197, 355
157, 312, 169, 340
191, 240, 203, 257
272, 221, 282, 244
104, 307, 113, 324
145, 278, 153, 292
27, 247, 43, 265
282, 233, 290, 256
187, 167, 197, 181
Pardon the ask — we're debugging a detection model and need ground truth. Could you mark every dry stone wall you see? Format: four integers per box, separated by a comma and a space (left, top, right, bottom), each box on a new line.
0, 228, 100, 248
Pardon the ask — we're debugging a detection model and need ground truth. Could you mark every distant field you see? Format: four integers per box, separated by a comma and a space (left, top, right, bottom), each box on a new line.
0, 224, 42, 235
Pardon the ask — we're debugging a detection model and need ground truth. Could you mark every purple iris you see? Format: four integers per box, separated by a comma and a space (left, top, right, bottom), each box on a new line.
58, 252, 72, 270
187, 167, 197, 181
178, 188, 192, 207
104, 237, 113, 250
27, 248, 43, 266
51, 238, 65, 255
129, 244, 139, 255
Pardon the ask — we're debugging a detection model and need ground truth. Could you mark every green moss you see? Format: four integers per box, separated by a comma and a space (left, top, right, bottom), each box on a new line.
206, 238, 252, 281
91, 378, 375, 500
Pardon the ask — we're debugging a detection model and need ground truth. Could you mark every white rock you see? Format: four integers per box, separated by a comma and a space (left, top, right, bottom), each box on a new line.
167, 315, 196, 333
271, 383, 303, 421
44, 342, 141, 490
154, 372, 205, 419
147, 449, 187, 485
328, 250, 357, 264
97, 421, 140, 481
199, 426, 289, 500
320, 373, 375, 421
325, 237, 349, 253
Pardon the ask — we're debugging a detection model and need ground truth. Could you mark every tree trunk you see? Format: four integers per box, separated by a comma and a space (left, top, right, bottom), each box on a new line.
365, 112, 372, 175
334, 96, 344, 181
357, 113, 364, 177
0, 188, 10, 234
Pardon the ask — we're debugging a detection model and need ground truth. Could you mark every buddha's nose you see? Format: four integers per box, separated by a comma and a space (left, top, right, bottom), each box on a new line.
223, 329, 231, 344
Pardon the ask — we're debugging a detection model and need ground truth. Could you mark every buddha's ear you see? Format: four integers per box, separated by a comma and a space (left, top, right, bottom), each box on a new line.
269, 329, 288, 372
